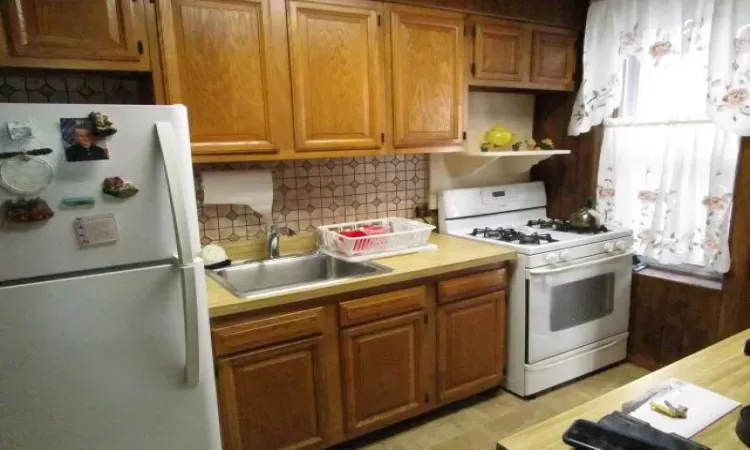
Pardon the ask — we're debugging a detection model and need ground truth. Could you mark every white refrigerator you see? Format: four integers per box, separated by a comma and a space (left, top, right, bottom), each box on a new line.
0, 104, 221, 449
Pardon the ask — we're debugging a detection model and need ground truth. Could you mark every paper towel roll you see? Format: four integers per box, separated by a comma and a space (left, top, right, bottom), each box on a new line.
202, 170, 273, 219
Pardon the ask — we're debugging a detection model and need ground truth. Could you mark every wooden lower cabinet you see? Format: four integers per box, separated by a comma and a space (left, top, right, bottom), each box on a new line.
212, 266, 507, 449
437, 291, 506, 403
340, 310, 430, 436
217, 337, 336, 450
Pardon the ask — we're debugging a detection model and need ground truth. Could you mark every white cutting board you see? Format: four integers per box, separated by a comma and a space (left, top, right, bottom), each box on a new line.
629, 378, 741, 438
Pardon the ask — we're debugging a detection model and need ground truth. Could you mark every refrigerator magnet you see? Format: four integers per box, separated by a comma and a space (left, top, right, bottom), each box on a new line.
7, 120, 34, 140
60, 118, 109, 162
89, 112, 117, 137
3, 197, 55, 223
60, 197, 96, 209
102, 176, 139, 199
74, 214, 120, 247
0, 154, 54, 196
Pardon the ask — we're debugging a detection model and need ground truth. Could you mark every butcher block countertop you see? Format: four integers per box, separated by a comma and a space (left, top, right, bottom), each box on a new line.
206, 233, 516, 318
497, 328, 750, 450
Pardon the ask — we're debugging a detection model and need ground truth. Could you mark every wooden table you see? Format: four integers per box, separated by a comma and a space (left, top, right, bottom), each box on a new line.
497, 328, 750, 450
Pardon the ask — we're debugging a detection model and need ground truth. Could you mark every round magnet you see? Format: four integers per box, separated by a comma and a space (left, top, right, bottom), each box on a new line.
0, 154, 54, 195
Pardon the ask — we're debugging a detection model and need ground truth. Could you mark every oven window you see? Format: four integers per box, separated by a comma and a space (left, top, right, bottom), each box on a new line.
550, 273, 615, 332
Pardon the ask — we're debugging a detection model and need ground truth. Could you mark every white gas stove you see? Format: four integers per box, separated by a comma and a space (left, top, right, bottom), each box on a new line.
438, 182, 634, 397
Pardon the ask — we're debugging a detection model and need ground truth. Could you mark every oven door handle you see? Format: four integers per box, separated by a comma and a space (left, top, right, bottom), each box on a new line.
528, 250, 636, 276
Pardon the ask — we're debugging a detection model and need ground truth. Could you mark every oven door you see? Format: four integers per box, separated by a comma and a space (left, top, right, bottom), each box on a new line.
525, 250, 634, 364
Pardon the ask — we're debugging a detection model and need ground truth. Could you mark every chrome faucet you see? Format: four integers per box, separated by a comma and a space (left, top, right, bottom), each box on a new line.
267, 224, 296, 259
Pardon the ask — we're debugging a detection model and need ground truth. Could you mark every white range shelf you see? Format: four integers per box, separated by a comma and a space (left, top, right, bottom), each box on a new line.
441, 149, 571, 179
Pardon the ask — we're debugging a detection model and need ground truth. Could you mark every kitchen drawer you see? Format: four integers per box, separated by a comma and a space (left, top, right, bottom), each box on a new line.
339, 286, 427, 327
212, 306, 326, 357
438, 269, 506, 304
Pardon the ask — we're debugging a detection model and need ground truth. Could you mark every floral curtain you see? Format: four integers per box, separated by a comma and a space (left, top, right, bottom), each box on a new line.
597, 123, 739, 272
569, 0, 750, 136
707, 0, 750, 132
587, 0, 743, 272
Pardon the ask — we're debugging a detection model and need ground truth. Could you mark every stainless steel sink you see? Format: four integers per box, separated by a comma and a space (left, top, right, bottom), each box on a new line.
207, 252, 392, 299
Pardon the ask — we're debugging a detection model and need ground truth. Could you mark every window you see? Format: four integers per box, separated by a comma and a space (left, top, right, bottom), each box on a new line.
597, 56, 741, 274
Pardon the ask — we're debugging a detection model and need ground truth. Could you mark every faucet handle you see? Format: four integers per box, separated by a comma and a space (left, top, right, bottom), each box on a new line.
277, 226, 297, 237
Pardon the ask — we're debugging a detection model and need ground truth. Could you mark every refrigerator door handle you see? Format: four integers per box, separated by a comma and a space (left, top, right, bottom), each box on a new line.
155, 121, 192, 267
156, 121, 200, 387
180, 266, 200, 387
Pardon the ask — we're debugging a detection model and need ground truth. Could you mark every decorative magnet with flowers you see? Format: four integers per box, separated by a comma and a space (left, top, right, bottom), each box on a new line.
102, 176, 139, 199
3, 197, 54, 223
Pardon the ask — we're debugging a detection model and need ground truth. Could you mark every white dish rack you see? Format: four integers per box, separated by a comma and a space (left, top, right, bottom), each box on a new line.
317, 218, 435, 259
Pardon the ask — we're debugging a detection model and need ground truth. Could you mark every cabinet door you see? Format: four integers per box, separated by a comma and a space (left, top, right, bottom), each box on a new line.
530, 27, 576, 90
4, 0, 141, 61
217, 337, 334, 450
340, 310, 430, 436
288, 0, 384, 152
473, 20, 530, 82
437, 291, 505, 404
389, 5, 464, 148
159, 0, 294, 154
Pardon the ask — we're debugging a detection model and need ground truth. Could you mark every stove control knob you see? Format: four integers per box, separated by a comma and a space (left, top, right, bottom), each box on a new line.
615, 241, 628, 251
603, 242, 615, 253
545, 253, 560, 264
559, 251, 571, 262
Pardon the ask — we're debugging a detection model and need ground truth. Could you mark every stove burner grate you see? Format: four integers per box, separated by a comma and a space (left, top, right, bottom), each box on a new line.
470, 227, 558, 245
527, 219, 609, 234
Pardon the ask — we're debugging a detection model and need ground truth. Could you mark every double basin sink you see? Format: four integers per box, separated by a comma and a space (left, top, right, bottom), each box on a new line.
207, 252, 392, 300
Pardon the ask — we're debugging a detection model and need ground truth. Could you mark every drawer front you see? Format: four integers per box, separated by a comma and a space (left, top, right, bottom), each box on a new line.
438, 269, 506, 304
339, 286, 427, 327
212, 307, 326, 357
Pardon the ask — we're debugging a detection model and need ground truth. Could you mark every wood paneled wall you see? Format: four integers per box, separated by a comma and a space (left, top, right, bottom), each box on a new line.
719, 136, 750, 339
385, 0, 589, 29
529, 94, 602, 219
628, 272, 723, 370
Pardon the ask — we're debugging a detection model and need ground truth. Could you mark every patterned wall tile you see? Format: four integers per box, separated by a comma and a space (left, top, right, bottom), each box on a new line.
195, 155, 429, 245
0, 68, 151, 104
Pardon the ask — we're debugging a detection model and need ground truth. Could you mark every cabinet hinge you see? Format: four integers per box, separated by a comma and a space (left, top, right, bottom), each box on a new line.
470, 63, 475, 76
425, 393, 429, 402
423, 315, 428, 325
381, 132, 385, 144
377, 15, 382, 26
462, 131, 467, 141
137, 40, 144, 55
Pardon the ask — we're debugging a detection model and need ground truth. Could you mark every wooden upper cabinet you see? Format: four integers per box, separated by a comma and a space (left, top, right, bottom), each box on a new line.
217, 337, 333, 450
388, 5, 464, 148
340, 311, 430, 436
472, 19, 530, 83
530, 26, 577, 90
437, 291, 506, 404
0, 0, 151, 70
288, 0, 384, 152
467, 17, 577, 91
159, 0, 294, 155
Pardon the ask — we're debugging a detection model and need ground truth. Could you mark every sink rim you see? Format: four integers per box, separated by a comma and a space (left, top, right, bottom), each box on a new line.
206, 251, 393, 299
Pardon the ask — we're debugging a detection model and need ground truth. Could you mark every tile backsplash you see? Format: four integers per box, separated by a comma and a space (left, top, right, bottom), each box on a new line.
0, 68, 153, 104
195, 155, 429, 245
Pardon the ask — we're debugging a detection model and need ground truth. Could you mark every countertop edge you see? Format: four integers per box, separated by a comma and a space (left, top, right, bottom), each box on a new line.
208, 251, 516, 318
